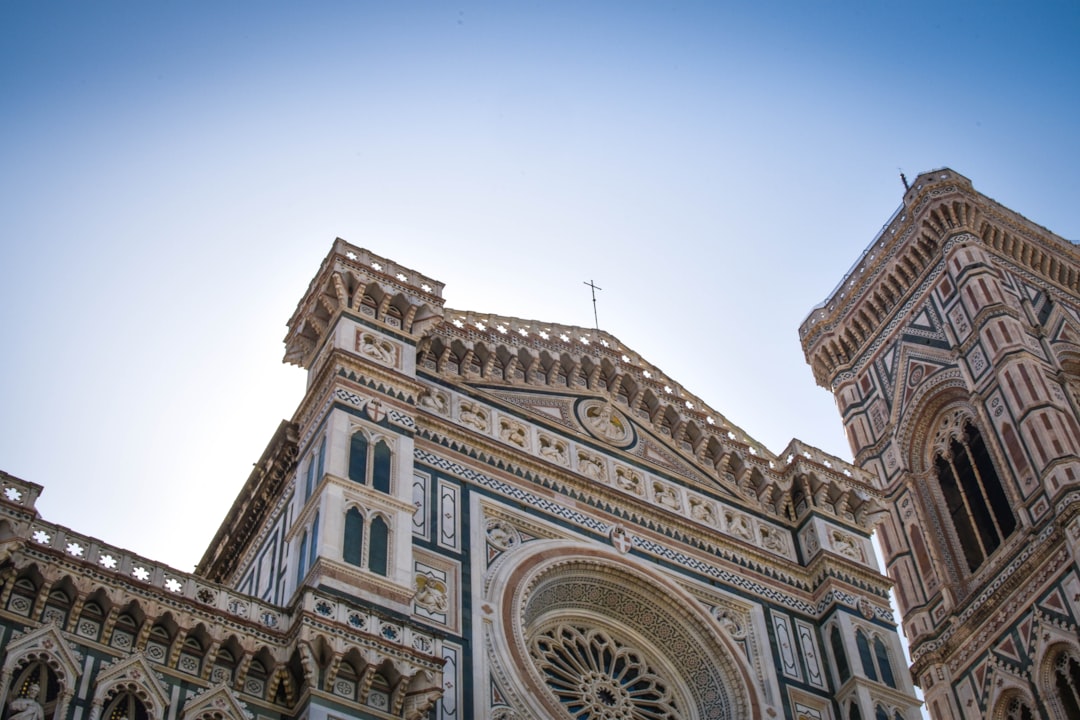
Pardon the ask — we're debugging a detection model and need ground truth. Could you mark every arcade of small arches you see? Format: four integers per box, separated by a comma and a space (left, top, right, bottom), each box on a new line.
0, 563, 442, 720
284, 262, 443, 366
414, 333, 880, 530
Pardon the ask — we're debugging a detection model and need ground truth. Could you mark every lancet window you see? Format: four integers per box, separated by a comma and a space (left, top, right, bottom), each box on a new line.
341, 506, 389, 576
348, 431, 392, 492
854, 630, 896, 688
830, 625, 850, 684
1053, 649, 1080, 718
930, 412, 1016, 572
9, 661, 59, 720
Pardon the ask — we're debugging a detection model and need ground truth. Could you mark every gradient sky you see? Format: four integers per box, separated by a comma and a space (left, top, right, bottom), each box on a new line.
2, 2, 1078, 582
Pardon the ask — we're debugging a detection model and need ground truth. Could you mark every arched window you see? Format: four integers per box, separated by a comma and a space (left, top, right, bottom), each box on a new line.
856, 630, 877, 682
348, 432, 392, 493
874, 706, 888, 720
349, 432, 368, 483
874, 636, 896, 688
1003, 696, 1034, 720
830, 626, 850, 683
848, 703, 863, 720
373, 441, 391, 493
369, 516, 389, 576
1054, 649, 1080, 717
933, 419, 1016, 572
343, 508, 364, 567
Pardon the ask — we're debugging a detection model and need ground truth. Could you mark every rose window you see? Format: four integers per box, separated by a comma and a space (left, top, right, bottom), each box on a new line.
530, 624, 682, 720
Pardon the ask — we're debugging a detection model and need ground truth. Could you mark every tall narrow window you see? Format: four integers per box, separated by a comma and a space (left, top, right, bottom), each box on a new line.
349, 433, 392, 493
848, 704, 863, 720
830, 626, 850, 683
856, 630, 877, 682
373, 440, 392, 493
343, 508, 364, 567
933, 420, 1016, 571
304, 457, 315, 501
370, 516, 389, 576
104, 692, 149, 720
874, 706, 888, 720
308, 512, 320, 569
349, 432, 369, 483
1055, 650, 1080, 718
873, 636, 896, 688
297, 531, 308, 582
316, 437, 326, 483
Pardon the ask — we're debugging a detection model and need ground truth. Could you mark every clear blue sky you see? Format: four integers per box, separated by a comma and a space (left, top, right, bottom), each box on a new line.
1, 2, 1077, 575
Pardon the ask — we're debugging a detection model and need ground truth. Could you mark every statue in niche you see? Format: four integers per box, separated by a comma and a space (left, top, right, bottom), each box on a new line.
459, 402, 489, 432
578, 451, 606, 481
726, 511, 753, 540
414, 575, 449, 613
615, 466, 642, 494
8, 685, 44, 720
690, 498, 715, 524
539, 436, 567, 465
418, 389, 448, 414
583, 401, 630, 443
357, 332, 396, 365
499, 419, 528, 449
653, 482, 680, 510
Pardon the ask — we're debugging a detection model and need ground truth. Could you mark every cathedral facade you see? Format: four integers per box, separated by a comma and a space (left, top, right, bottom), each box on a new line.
801, 169, 1080, 719
0, 241, 923, 720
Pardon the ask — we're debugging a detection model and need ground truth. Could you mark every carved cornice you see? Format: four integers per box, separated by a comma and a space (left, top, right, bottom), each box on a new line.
196, 421, 300, 582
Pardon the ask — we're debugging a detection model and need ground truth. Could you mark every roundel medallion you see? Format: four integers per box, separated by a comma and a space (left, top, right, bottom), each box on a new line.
577, 399, 634, 447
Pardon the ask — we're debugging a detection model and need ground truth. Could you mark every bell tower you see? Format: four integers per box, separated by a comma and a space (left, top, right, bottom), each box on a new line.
802, 170, 1080, 719
282, 241, 445, 612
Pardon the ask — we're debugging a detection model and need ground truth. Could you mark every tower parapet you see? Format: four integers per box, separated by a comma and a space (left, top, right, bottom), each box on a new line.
802, 169, 1080, 719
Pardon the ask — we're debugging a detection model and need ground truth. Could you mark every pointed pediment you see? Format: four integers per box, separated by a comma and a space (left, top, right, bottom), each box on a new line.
92, 653, 169, 715
892, 344, 958, 418
992, 633, 1023, 664
485, 390, 575, 428
1, 622, 82, 687
180, 683, 252, 720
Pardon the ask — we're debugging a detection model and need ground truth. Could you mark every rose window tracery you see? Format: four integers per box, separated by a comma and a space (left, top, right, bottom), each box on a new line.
530, 625, 682, 720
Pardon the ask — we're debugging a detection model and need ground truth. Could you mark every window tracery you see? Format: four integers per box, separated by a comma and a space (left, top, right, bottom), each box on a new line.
1053, 649, 1080, 718
929, 410, 1016, 572
348, 431, 392, 493
530, 625, 681, 720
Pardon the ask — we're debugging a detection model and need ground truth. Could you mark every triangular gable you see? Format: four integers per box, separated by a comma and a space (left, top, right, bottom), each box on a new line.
92, 653, 170, 719
992, 632, 1023, 665
180, 683, 251, 720
0, 622, 83, 688
890, 342, 958, 421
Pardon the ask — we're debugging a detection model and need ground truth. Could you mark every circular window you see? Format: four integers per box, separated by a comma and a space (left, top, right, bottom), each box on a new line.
486, 541, 757, 720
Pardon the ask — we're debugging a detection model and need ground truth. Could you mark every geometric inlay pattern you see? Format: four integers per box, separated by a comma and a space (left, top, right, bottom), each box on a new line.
531, 624, 682, 719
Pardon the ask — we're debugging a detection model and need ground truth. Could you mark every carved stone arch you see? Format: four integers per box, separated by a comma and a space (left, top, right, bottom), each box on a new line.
0, 622, 83, 718
988, 675, 1038, 720
1032, 621, 1080, 719
90, 654, 169, 720
898, 382, 974, 475
485, 540, 762, 720
178, 683, 251, 720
